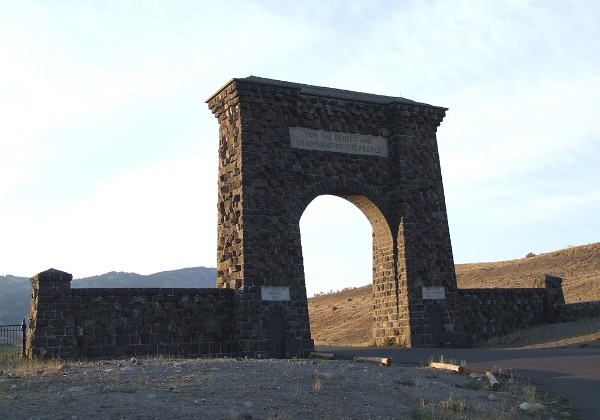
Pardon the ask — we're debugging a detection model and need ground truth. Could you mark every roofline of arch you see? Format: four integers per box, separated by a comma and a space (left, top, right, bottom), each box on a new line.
206, 76, 448, 112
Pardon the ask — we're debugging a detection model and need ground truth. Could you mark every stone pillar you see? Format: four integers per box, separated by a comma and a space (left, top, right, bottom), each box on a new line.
543, 274, 565, 321
27, 268, 78, 358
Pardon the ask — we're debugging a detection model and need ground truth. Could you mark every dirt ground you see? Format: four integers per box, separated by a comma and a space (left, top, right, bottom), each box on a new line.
0, 355, 577, 419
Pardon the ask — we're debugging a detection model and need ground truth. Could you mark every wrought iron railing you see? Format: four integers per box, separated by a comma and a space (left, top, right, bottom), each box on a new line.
0, 319, 26, 358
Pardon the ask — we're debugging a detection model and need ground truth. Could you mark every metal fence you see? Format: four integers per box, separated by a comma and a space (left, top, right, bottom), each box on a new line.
0, 319, 26, 358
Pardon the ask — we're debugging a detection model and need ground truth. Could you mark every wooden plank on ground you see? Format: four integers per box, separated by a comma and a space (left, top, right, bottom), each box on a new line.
486, 371, 502, 391
429, 362, 465, 373
354, 356, 392, 366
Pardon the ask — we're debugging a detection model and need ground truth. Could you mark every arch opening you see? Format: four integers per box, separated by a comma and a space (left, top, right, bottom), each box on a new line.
299, 194, 395, 347
300, 195, 372, 297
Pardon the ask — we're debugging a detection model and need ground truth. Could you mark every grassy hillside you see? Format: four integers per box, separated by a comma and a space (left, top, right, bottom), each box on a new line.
456, 242, 600, 303
308, 242, 600, 346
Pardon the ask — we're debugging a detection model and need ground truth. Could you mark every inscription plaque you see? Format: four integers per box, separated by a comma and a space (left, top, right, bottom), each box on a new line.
261, 286, 291, 301
290, 127, 388, 157
422, 286, 446, 300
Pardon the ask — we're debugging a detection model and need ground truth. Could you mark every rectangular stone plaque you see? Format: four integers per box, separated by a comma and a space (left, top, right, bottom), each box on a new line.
422, 286, 446, 300
261, 286, 291, 301
290, 127, 388, 157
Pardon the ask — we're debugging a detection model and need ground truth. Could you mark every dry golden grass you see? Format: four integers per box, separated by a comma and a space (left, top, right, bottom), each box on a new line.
308, 242, 600, 347
0, 357, 63, 376
456, 242, 600, 303
309, 285, 373, 346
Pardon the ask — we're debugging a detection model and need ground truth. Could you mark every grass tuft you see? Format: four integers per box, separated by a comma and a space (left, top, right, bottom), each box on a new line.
312, 374, 323, 391
440, 393, 466, 413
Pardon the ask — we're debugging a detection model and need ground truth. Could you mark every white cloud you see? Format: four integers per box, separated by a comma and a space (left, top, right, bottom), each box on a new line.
63, 155, 217, 275
0, 155, 217, 277
439, 67, 600, 187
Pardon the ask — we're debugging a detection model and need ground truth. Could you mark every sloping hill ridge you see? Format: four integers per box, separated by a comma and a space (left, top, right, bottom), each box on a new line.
0, 267, 216, 324
456, 242, 600, 303
71, 267, 217, 289
308, 242, 600, 346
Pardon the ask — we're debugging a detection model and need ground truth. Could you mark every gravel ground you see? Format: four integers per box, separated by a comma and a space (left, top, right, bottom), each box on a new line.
0, 356, 577, 419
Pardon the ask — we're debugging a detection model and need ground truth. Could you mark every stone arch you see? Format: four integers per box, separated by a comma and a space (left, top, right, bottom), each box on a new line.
207, 76, 465, 356
295, 178, 398, 345
295, 178, 394, 227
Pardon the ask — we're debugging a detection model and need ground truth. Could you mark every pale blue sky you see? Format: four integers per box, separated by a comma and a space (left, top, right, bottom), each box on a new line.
1, 1, 599, 296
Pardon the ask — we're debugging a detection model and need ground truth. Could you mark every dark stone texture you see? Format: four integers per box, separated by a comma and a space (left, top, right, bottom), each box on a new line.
458, 276, 567, 344
27, 269, 236, 358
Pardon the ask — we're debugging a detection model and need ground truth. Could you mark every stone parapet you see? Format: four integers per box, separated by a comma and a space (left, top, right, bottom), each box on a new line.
559, 301, 600, 321
458, 275, 567, 344
27, 269, 237, 358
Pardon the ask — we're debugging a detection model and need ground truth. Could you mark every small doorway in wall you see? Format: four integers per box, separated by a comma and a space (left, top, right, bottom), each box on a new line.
269, 315, 285, 358
429, 311, 443, 348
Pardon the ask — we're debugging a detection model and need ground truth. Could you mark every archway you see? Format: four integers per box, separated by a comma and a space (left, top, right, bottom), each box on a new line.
300, 195, 373, 346
300, 195, 371, 297
207, 76, 465, 357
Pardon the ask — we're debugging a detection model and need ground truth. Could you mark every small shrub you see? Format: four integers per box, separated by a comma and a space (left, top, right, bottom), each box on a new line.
526, 252, 536, 258
440, 393, 466, 413
522, 384, 538, 403
411, 399, 436, 420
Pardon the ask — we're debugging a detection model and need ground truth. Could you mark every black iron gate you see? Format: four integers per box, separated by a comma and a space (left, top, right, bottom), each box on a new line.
0, 319, 26, 358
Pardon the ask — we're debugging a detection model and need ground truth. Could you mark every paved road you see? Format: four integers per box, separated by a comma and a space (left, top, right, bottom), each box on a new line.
317, 346, 600, 419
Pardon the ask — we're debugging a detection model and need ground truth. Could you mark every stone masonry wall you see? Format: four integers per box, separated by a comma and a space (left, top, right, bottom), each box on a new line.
458, 275, 565, 343
28, 271, 572, 358
559, 301, 600, 321
27, 269, 236, 358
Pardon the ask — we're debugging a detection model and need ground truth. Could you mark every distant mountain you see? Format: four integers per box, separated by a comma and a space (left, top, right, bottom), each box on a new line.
0, 275, 30, 326
0, 267, 217, 325
72, 267, 217, 289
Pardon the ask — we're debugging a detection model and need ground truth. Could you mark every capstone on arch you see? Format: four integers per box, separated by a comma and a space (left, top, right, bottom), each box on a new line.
207, 76, 467, 357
